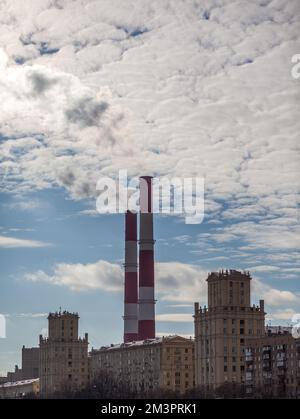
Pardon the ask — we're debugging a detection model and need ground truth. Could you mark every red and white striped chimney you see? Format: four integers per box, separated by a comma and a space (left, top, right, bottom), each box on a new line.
123, 210, 138, 343
138, 176, 156, 340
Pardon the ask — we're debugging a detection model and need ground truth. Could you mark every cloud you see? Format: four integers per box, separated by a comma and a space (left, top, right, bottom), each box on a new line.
4, 312, 48, 318
247, 265, 281, 273
65, 97, 109, 128
24, 260, 123, 292
5, 199, 43, 211
0, 235, 50, 248
28, 71, 59, 96
0, 50, 125, 199
23, 260, 208, 300
156, 313, 193, 323
267, 309, 298, 322
23, 258, 298, 311
156, 262, 207, 303
252, 279, 299, 307
1, 0, 299, 316
18, 312, 48, 318
197, 220, 300, 251
0, 0, 298, 214
78, 209, 99, 217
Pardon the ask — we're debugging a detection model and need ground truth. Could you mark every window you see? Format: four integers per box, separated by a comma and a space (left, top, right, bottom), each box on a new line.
232, 357, 236, 363
224, 366, 227, 372
232, 366, 236, 372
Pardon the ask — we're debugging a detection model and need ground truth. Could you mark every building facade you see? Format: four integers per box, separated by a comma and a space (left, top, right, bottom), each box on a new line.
194, 270, 265, 389
245, 331, 300, 398
22, 346, 39, 379
0, 378, 39, 399
7, 365, 23, 382
90, 335, 194, 395
39, 311, 89, 397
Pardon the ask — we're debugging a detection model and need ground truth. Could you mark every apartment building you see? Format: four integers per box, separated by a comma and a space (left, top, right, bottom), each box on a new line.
90, 335, 194, 395
39, 311, 89, 397
245, 331, 300, 397
194, 270, 265, 389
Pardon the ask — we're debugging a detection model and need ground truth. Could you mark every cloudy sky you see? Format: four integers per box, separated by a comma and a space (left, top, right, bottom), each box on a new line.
0, 0, 300, 375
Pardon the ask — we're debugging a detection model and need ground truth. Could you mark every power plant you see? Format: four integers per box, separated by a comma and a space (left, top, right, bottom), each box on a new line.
123, 176, 156, 342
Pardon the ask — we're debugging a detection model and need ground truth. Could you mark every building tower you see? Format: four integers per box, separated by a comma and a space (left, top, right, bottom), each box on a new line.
123, 210, 139, 342
138, 176, 156, 340
194, 270, 265, 390
39, 311, 88, 398
22, 346, 39, 379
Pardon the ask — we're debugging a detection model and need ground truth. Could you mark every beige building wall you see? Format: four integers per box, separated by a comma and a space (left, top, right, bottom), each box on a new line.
39, 311, 89, 398
90, 335, 194, 395
0, 378, 39, 399
194, 270, 265, 389
245, 333, 300, 397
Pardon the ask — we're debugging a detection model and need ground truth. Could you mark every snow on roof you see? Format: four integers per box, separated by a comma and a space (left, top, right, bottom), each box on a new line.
93, 334, 193, 352
0, 378, 39, 388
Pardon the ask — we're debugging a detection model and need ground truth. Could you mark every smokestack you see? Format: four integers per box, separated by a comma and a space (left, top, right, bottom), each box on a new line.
138, 176, 155, 340
123, 210, 138, 343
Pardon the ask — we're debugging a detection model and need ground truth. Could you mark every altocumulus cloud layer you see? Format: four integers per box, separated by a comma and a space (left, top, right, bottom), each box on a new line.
0, 0, 300, 310
1, 0, 299, 200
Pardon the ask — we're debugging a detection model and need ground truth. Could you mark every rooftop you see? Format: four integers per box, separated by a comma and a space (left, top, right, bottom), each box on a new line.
48, 310, 79, 319
0, 378, 39, 388
207, 269, 251, 281
91, 335, 193, 353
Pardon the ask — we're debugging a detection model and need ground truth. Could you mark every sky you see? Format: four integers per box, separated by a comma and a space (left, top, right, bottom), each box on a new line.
0, 0, 300, 375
